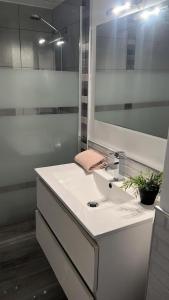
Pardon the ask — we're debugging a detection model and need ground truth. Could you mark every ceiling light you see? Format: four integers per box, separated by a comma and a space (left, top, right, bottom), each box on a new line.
112, 2, 131, 16
140, 10, 150, 19
140, 6, 160, 20
38, 38, 46, 45
56, 40, 65, 46
153, 7, 160, 16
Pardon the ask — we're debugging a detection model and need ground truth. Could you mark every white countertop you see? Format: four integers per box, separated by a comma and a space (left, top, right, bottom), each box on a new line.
35, 163, 156, 239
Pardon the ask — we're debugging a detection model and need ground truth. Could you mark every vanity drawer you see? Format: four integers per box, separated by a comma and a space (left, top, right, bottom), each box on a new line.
37, 178, 98, 293
36, 211, 94, 300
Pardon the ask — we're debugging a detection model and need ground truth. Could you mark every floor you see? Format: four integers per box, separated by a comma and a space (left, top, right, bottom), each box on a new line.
0, 219, 67, 300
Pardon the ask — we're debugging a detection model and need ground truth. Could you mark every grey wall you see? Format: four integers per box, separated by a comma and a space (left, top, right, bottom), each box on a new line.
0, 1, 56, 69
0, 0, 82, 71
0, 1, 80, 226
53, 0, 82, 71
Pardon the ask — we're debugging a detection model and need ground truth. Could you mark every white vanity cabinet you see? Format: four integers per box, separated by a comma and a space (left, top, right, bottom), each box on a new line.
36, 178, 98, 294
36, 176, 154, 300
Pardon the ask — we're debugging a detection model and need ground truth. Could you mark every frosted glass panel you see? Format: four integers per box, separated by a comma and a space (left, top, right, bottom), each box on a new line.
0, 0, 80, 227
0, 70, 79, 226
0, 114, 78, 187
0, 69, 79, 107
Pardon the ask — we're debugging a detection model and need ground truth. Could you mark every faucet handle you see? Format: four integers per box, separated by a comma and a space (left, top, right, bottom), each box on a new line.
114, 151, 125, 159
106, 151, 125, 161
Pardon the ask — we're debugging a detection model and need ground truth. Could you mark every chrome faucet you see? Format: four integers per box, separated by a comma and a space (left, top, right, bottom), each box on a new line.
105, 151, 125, 181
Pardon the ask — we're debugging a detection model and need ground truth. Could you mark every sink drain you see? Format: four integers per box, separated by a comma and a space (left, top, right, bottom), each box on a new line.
87, 201, 99, 208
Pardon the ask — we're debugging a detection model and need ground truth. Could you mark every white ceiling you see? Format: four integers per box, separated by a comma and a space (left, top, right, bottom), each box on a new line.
0, 0, 65, 9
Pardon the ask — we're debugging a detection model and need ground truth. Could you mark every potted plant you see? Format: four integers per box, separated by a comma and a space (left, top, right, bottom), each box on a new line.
122, 172, 163, 205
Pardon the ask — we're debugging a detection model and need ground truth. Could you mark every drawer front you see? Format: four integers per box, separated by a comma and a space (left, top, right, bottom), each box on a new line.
37, 178, 98, 293
36, 211, 94, 300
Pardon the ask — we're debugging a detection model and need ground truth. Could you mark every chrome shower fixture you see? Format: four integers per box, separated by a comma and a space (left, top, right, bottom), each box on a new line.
30, 14, 61, 35
30, 14, 41, 20
30, 14, 65, 46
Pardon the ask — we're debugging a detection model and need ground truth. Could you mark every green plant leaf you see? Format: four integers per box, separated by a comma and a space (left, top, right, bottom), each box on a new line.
122, 171, 163, 192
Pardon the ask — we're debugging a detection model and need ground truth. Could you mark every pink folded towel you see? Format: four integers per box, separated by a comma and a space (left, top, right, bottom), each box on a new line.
74, 149, 106, 172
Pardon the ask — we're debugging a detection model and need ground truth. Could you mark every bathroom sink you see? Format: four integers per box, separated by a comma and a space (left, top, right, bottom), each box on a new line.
53, 164, 134, 208
36, 163, 155, 237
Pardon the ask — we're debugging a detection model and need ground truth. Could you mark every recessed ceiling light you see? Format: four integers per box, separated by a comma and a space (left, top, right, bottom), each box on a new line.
56, 40, 65, 46
140, 6, 160, 20
112, 2, 131, 16
38, 38, 46, 45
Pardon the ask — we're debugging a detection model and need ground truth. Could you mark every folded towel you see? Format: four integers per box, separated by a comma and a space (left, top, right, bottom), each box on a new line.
74, 149, 106, 172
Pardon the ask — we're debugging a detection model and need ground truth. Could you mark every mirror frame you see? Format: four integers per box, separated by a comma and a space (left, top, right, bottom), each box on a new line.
88, 0, 167, 171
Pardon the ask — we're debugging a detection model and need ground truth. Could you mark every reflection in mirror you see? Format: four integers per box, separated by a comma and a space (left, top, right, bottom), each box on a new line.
95, 1, 169, 138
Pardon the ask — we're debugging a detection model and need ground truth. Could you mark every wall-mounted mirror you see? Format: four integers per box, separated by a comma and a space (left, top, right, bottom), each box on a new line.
95, 1, 169, 138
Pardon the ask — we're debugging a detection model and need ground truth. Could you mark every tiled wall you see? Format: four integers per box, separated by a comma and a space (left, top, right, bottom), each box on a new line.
88, 140, 156, 178
146, 207, 169, 300
80, 0, 90, 151
0, 0, 82, 71
53, 0, 82, 71
0, 1, 55, 69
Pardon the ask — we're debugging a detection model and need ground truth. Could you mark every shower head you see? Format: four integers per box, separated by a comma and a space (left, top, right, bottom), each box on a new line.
30, 14, 41, 21
30, 13, 64, 45
30, 14, 61, 35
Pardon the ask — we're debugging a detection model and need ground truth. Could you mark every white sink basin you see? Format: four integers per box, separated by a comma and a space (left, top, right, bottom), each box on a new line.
35, 163, 155, 237
53, 165, 134, 208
